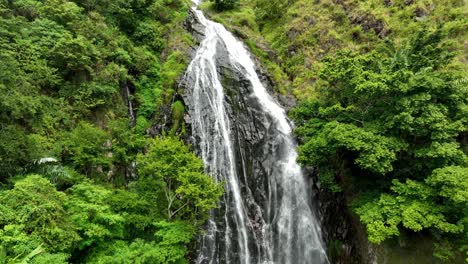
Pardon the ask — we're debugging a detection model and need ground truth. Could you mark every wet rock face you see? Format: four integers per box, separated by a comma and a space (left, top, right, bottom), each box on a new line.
185, 10, 205, 42
182, 7, 372, 264
310, 159, 377, 264
215, 41, 272, 204
182, 7, 331, 261
182, 9, 291, 263
182, 36, 274, 263
314, 183, 374, 264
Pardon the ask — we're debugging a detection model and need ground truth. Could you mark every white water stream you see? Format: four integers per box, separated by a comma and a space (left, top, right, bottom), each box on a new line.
183, 2, 329, 263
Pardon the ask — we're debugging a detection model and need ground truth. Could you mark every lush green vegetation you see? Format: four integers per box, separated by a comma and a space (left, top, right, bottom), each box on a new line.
206, 0, 467, 262
0, 138, 222, 263
0, 0, 223, 263
291, 28, 467, 262
0, 0, 194, 179
1, 0, 467, 262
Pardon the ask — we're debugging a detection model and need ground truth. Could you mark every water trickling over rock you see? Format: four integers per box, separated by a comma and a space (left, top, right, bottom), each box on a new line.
182, 2, 329, 263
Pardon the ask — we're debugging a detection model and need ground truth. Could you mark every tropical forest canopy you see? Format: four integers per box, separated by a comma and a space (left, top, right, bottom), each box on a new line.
0, 0, 467, 263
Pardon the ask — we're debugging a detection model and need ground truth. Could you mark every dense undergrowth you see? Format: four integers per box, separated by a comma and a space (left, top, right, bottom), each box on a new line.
0, 0, 223, 263
206, 0, 468, 262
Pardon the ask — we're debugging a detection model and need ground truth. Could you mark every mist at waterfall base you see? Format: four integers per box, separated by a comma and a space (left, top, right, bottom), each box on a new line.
182, 2, 329, 264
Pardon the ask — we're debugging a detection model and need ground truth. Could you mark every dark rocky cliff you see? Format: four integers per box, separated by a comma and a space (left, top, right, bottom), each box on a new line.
181, 9, 374, 264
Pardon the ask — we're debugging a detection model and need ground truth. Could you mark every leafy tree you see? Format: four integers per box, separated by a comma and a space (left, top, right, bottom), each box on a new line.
356, 166, 468, 260
62, 122, 110, 176
65, 181, 125, 250
86, 221, 193, 264
87, 221, 193, 264
427, 166, 468, 205
108, 118, 146, 184
297, 120, 407, 175
136, 137, 223, 222
0, 125, 31, 178
107, 189, 158, 239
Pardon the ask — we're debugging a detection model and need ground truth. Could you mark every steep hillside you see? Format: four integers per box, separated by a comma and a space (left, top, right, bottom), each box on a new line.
203, 0, 466, 97
0, 0, 194, 180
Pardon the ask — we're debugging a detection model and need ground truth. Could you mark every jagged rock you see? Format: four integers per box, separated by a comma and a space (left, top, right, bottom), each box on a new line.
350, 13, 390, 38
287, 27, 301, 40
335, 0, 391, 39
277, 94, 297, 112
185, 9, 205, 42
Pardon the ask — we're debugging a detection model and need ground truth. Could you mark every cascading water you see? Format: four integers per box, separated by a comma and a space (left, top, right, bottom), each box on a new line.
182, 1, 329, 263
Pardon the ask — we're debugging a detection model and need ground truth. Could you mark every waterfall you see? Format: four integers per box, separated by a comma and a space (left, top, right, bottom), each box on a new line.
182, 2, 329, 264
125, 84, 136, 126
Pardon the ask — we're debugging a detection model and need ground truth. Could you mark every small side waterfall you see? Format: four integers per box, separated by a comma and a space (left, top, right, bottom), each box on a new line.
182, 2, 329, 264
125, 84, 136, 126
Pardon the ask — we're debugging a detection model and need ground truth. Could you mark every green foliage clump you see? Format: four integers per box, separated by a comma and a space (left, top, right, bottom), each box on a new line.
136, 137, 223, 222
135, 63, 163, 120
161, 52, 188, 94
297, 121, 407, 175
66, 181, 125, 249
86, 221, 193, 264
0, 175, 79, 262
63, 122, 110, 175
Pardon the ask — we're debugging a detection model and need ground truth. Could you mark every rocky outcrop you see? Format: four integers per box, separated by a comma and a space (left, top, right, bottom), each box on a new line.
349, 13, 390, 38
313, 167, 377, 264
334, 0, 391, 38
185, 10, 206, 43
